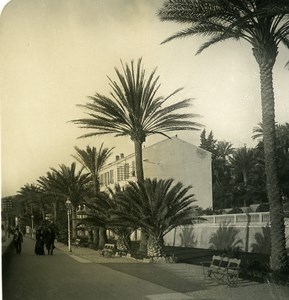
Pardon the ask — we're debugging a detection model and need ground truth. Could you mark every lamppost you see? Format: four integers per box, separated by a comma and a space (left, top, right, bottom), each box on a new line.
31, 214, 34, 239
65, 198, 72, 252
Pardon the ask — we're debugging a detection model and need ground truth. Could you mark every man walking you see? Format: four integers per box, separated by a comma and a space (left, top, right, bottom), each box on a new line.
13, 227, 23, 254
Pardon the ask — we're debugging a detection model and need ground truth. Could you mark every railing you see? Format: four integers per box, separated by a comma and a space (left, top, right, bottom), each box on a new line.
200, 212, 271, 225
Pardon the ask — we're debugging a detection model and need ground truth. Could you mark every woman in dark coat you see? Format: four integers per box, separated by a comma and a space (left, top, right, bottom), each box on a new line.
44, 227, 56, 255
35, 229, 45, 255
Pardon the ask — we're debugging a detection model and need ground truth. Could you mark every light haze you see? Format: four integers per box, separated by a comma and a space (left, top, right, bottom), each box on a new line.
1, 0, 288, 197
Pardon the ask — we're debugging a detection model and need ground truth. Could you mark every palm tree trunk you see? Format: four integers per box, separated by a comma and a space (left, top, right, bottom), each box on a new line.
98, 227, 108, 249
53, 202, 57, 224
133, 139, 147, 251
255, 50, 288, 271
147, 235, 164, 258
117, 234, 131, 252
133, 140, 144, 183
92, 227, 99, 247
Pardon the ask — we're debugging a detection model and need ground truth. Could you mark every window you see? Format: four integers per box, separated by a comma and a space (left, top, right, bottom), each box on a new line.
117, 166, 124, 181
104, 172, 109, 185
100, 174, 104, 186
124, 163, 129, 179
117, 163, 130, 181
110, 170, 114, 184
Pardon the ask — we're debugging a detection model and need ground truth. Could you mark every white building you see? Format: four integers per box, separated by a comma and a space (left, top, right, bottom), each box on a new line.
99, 136, 212, 208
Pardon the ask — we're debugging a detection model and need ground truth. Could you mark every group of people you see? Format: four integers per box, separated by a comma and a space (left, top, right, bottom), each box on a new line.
35, 227, 56, 255
12, 226, 56, 255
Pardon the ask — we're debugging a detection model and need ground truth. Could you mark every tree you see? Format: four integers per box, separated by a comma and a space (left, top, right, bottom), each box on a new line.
229, 146, 266, 206
112, 178, 199, 257
18, 183, 47, 224
72, 144, 114, 194
213, 141, 235, 209
253, 122, 289, 200
72, 58, 201, 184
72, 144, 114, 248
84, 186, 136, 252
200, 129, 217, 156
199, 131, 234, 209
229, 146, 255, 188
38, 163, 91, 239
216, 141, 235, 161
159, 0, 289, 272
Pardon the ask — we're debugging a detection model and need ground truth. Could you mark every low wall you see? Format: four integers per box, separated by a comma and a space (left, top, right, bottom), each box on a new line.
164, 212, 289, 254
2, 236, 14, 272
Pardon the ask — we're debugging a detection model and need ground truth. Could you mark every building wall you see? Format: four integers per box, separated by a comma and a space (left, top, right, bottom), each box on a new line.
99, 136, 212, 208
142, 137, 212, 208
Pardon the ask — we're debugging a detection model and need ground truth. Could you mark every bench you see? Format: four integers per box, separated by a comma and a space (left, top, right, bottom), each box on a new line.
71, 238, 80, 247
201, 255, 241, 286
101, 243, 116, 257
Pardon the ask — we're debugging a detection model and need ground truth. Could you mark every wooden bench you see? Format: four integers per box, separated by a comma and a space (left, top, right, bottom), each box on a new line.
101, 243, 116, 257
71, 238, 80, 247
201, 255, 241, 286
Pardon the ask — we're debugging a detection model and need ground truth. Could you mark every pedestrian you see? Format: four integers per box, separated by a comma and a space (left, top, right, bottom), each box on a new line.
34, 229, 45, 255
44, 227, 56, 255
13, 227, 23, 254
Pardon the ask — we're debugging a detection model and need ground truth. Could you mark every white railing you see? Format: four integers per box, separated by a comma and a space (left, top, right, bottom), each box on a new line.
200, 212, 270, 224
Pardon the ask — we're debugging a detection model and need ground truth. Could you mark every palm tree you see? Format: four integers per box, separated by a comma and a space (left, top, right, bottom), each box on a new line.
38, 163, 91, 239
37, 173, 66, 232
229, 146, 255, 188
159, 0, 289, 272
113, 178, 199, 258
72, 144, 114, 248
216, 141, 235, 161
72, 144, 114, 194
72, 58, 201, 184
18, 183, 47, 223
253, 122, 289, 200
84, 187, 136, 252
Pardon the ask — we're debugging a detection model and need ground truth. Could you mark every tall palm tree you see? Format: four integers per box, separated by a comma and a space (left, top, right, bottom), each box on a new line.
113, 178, 199, 257
216, 141, 235, 161
159, 0, 289, 271
72, 58, 201, 184
18, 183, 47, 222
38, 163, 91, 239
37, 173, 65, 230
229, 146, 255, 188
253, 122, 289, 200
72, 144, 114, 194
72, 144, 114, 247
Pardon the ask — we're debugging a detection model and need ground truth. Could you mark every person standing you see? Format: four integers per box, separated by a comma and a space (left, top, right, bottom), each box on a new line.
13, 228, 23, 254
34, 229, 45, 255
44, 227, 56, 255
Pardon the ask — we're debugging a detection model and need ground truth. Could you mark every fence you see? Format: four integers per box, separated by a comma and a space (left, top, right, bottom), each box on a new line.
199, 212, 270, 225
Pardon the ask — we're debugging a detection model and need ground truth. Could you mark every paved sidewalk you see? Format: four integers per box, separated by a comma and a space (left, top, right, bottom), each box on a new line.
54, 241, 289, 300
54, 240, 145, 264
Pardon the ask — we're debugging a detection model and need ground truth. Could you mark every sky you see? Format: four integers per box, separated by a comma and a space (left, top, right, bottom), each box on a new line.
1, 0, 288, 198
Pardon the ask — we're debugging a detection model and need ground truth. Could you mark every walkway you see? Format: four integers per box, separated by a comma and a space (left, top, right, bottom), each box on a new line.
2, 237, 289, 299
54, 240, 289, 300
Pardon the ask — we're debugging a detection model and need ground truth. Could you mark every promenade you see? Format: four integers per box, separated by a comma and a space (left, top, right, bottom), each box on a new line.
2, 237, 289, 299
54, 240, 289, 300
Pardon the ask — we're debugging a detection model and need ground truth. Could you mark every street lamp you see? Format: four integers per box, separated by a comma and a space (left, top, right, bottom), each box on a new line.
65, 198, 72, 252
31, 214, 34, 239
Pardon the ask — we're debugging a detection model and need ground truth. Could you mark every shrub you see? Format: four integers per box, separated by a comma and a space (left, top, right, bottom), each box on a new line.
256, 203, 270, 212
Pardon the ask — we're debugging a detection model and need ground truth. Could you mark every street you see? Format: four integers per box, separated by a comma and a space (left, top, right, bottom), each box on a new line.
2, 237, 195, 300
3, 237, 289, 300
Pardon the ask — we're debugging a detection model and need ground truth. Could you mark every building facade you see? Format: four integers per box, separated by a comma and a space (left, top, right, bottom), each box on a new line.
99, 136, 212, 209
